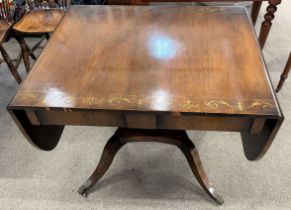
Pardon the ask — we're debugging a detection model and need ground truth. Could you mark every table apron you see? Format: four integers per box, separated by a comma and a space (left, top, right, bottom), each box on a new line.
23, 109, 265, 133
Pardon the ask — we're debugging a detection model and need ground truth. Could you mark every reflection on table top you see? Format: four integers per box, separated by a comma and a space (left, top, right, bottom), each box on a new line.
9, 6, 280, 117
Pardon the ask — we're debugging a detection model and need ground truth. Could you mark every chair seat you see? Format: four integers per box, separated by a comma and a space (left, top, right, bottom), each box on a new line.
0, 21, 12, 43
13, 9, 65, 34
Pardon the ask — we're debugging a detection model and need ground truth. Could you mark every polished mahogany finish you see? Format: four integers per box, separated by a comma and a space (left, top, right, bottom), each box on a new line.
10, 6, 279, 116
7, 6, 284, 204
106, 0, 281, 48
276, 52, 291, 92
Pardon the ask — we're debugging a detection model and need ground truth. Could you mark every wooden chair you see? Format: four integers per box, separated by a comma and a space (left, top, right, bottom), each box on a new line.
276, 52, 291, 92
13, 0, 70, 72
0, 0, 22, 84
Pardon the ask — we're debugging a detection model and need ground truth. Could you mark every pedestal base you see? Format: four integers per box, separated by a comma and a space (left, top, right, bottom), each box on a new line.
78, 128, 223, 205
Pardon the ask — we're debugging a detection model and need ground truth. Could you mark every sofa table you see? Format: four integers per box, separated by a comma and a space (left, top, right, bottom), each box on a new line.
7, 5, 283, 205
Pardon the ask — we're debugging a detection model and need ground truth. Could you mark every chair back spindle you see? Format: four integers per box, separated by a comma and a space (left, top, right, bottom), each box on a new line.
26, 0, 70, 11
0, 0, 13, 22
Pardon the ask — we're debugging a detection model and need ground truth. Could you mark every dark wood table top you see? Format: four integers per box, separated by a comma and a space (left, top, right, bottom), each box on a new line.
9, 6, 281, 118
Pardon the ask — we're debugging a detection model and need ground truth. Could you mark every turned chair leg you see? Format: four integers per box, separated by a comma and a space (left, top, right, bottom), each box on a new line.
0, 44, 22, 84
251, 1, 262, 24
276, 52, 291, 92
258, 0, 281, 48
78, 128, 223, 205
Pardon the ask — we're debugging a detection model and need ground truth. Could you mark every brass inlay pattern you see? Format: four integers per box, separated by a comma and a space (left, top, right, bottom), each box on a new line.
182, 99, 199, 109
13, 92, 276, 113
205, 100, 274, 111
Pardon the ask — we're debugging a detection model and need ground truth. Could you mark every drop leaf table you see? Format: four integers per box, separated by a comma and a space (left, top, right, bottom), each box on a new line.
7, 5, 284, 205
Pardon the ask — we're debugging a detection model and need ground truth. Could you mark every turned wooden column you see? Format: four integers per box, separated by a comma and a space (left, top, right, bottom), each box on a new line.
258, 0, 281, 48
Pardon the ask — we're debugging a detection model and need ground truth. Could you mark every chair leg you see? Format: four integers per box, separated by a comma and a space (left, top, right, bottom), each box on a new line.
16, 35, 31, 72
258, 0, 281, 48
13, 50, 23, 69
0, 44, 22, 84
29, 36, 47, 60
276, 52, 291, 92
29, 52, 38, 61
251, 1, 262, 24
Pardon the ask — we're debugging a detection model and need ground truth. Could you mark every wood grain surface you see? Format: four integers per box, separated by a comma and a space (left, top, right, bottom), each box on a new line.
13, 9, 65, 34
9, 6, 280, 117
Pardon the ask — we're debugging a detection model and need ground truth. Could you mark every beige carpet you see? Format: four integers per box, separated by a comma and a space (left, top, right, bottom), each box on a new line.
0, 2, 290, 210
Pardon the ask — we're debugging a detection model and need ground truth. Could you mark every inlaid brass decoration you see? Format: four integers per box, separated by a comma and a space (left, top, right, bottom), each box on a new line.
206, 100, 274, 111
12, 92, 276, 114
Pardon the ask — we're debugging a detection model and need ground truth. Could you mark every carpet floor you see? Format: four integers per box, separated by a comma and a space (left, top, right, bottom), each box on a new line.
0, 2, 290, 210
